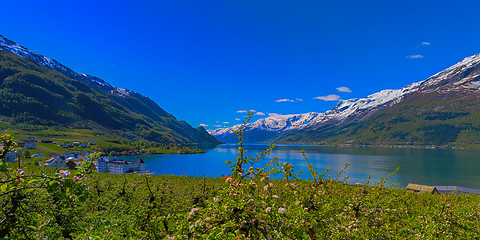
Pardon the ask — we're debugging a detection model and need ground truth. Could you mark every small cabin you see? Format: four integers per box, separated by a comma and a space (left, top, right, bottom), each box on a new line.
406, 183, 439, 194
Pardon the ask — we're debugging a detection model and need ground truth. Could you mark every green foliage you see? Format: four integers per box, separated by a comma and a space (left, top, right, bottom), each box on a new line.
2, 114, 480, 239
0, 50, 220, 147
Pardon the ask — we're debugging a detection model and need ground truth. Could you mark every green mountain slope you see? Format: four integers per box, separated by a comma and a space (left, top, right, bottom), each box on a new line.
276, 54, 480, 147
0, 50, 220, 146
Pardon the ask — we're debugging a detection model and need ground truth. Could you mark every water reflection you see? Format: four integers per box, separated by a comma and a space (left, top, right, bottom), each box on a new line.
123, 144, 480, 189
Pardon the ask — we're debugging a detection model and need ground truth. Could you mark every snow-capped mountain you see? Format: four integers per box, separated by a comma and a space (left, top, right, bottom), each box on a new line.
0, 34, 132, 97
210, 53, 480, 144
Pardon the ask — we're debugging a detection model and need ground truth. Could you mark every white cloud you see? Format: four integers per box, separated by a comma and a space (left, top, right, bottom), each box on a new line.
276, 98, 294, 102
268, 113, 281, 117
406, 55, 424, 59
256, 112, 265, 116
295, 98, 303, 101
236, 110, 248, 113
235, 118, 241, 121
249, 109, 257, 113
223, 122, 229, 124
214, 125, 222, 128
314, 94, 341, 101
199, 123, 209, 127
336, 87, 352, 93
422, 42, 431, 45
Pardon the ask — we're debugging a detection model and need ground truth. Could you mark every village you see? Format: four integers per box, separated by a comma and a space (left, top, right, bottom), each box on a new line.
1, 136, 148, 175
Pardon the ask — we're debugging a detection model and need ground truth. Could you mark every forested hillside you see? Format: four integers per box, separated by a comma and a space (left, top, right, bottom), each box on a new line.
0, 50, 220, 146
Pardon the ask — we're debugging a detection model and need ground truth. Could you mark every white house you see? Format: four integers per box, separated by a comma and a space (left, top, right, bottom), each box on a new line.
24, 143, 36, 149
95, 157, 146, 174
45, 157, 67, 168
31, 153, 44, 158
4, 152, 15, 162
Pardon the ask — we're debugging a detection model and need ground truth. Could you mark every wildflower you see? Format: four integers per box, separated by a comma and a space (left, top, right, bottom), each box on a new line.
278, 208, 286, 214
213, 197, 219, 202
263, 185, 269, 191
272, 195, 279, 199
266, 207, 271, 212
269, 183, 274, 187
73, 176, 81, 181
226, 177, 232, 182
59, 170, 70, 177
16, 169, 25, 175
189, 208, 199, 216
153, 216, 157, 219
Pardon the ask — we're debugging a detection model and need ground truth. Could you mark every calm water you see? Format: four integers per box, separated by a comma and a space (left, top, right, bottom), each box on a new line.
123, 144, 480, 189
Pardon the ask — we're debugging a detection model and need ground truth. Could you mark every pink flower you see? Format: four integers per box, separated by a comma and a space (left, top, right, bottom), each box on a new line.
265, 207, 271, 212
16, 169, 25, 175
278, 208, 286, 214
73, 176, 81, 181
189, 208, 199, 216
153, 216, 157, 219
59, 170, 70, 177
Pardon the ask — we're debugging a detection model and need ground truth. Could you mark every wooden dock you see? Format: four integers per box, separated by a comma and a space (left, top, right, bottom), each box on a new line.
435, 186, 480, 194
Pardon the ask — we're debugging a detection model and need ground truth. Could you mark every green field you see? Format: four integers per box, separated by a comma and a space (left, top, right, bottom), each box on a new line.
1, 157, 480, 239
5, 128, 203, 157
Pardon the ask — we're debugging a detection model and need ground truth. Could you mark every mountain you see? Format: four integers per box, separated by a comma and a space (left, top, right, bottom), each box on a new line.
0, 34, 220, 146
210, 53, 480, 146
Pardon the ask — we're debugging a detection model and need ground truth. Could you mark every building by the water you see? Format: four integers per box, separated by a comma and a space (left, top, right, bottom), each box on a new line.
95, 157, 146, 174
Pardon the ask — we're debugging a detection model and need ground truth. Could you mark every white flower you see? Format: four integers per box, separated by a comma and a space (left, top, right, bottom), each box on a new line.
59, 170, 70, 177
213, 197, 219, 202
266, 207, 271, 212
278, 208, 286, 214
189, 207, 199, 216
272, 195, 279, 199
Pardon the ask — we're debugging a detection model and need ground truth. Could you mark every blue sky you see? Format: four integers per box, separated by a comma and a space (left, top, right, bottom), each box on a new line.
2, 0, 480, 129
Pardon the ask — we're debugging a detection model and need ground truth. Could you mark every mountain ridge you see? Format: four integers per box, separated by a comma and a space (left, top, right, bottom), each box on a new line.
0, 34, 220, 147
210, 53, 480, 146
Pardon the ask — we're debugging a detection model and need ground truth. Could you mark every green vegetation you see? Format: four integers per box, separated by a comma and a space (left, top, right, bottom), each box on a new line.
0, 50, 220, 147
6, 128, 202, 157
2, 116, 480, 239
278, 93, 480, 148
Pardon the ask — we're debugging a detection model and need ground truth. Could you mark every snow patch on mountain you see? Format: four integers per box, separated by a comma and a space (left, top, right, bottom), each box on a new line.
210, 53, 480, 139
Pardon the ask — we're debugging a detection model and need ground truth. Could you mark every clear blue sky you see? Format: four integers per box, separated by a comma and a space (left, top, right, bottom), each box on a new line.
2, 0, 480, 129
